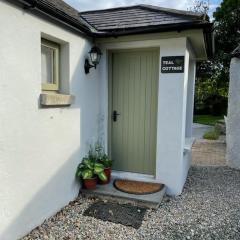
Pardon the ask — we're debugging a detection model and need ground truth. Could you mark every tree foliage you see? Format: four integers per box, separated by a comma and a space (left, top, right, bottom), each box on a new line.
212, 0, 240, 82
214, 0, 240, 59
188, 0, 209, 14
194, 0, 240, 115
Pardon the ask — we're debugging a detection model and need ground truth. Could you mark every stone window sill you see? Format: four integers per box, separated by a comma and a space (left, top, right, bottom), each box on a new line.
40, 93, 75, 107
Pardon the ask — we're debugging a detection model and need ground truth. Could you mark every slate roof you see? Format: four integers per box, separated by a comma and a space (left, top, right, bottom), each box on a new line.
14, 0, 92, 33
16, 1, 211, 35
80, 5, 209, 33
13, 0, 213, 56
42, 0, 81, 21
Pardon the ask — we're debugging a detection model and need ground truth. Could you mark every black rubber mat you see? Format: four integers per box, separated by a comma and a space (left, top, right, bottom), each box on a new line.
83, 201, 147, 229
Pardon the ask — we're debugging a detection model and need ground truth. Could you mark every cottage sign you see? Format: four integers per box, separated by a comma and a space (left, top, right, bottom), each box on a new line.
161, 56, 185, 73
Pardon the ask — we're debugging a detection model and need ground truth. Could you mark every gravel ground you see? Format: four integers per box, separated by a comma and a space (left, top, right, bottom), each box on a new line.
22, 167, 240, 240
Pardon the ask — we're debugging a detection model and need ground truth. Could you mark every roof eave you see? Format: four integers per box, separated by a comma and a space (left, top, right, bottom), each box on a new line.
203, 23, 214, 59
93, 22, 211, 35
12, 0, 93, 36
92, 21, 214, 59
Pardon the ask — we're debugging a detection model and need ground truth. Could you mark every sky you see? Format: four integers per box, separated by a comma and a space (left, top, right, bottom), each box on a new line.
64, 0, 222, 18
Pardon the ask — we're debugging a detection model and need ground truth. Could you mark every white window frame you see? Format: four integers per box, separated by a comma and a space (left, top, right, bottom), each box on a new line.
41, 39, 60, 91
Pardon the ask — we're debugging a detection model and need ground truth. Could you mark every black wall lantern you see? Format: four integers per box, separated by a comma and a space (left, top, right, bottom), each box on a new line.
84, 46, 102, 74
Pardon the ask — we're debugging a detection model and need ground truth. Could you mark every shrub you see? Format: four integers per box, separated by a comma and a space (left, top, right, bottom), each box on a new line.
203, 128, 220, 140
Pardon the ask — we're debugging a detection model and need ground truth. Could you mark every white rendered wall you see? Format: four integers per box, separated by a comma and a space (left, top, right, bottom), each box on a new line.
0, 2, 199, 238
98, 37, 193, 195
0, 2, 100, 239
182, 50, 196, 188
185, 60, 196, 138
227, 57, 240, 169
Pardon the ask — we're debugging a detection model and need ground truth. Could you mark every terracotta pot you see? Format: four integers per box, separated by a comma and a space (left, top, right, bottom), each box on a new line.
83, 177, 97, 189
98, 167, 111, 185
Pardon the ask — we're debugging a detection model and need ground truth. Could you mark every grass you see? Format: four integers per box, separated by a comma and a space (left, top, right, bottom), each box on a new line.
193, 115, 223, 126
203, 128, 220, 140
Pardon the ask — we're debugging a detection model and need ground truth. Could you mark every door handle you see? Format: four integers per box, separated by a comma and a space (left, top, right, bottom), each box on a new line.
113, 110, 120, 122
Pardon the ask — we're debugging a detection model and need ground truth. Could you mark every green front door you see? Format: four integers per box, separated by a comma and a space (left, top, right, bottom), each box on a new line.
110, 49, 159, 175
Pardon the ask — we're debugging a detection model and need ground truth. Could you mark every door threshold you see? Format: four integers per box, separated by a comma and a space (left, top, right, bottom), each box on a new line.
112, 170, 160, 183
81, 176, 166, 209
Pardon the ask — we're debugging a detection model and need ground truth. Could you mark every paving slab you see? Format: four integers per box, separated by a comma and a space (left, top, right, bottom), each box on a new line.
192, 136, 226, 166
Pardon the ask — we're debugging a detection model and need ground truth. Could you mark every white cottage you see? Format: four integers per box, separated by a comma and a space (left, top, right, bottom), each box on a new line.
0, 0, 213, 239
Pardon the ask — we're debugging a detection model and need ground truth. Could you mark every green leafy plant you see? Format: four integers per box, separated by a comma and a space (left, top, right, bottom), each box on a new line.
203, 128, 220, 140
93, 143, 112, 168
76, 158, 107, 181
98, 154, 112, 168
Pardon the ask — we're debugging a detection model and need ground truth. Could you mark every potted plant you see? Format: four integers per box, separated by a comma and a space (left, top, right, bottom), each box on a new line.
94, 143, 113, 184
98, 154, 112, 184
76, 158, 107, 189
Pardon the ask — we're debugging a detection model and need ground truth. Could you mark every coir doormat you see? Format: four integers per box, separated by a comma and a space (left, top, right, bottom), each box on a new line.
114, 179, 163, 195
83, 201, 147, 229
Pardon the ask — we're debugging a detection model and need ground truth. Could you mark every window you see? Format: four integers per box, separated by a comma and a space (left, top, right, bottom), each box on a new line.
41, 39, 60, 91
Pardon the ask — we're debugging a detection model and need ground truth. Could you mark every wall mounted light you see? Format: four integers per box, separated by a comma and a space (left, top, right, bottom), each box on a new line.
84, 46, 102, 74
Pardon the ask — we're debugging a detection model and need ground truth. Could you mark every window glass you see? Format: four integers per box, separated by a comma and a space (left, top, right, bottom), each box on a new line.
41, 45, 54, 84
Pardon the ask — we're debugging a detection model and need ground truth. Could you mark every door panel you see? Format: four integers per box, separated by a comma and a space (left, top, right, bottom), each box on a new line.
110, 49, 159, 175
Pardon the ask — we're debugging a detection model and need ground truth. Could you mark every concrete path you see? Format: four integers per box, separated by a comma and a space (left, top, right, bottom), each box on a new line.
192, 123, 212, 139
192, 123, 226, 166
192, 137, 226, 166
